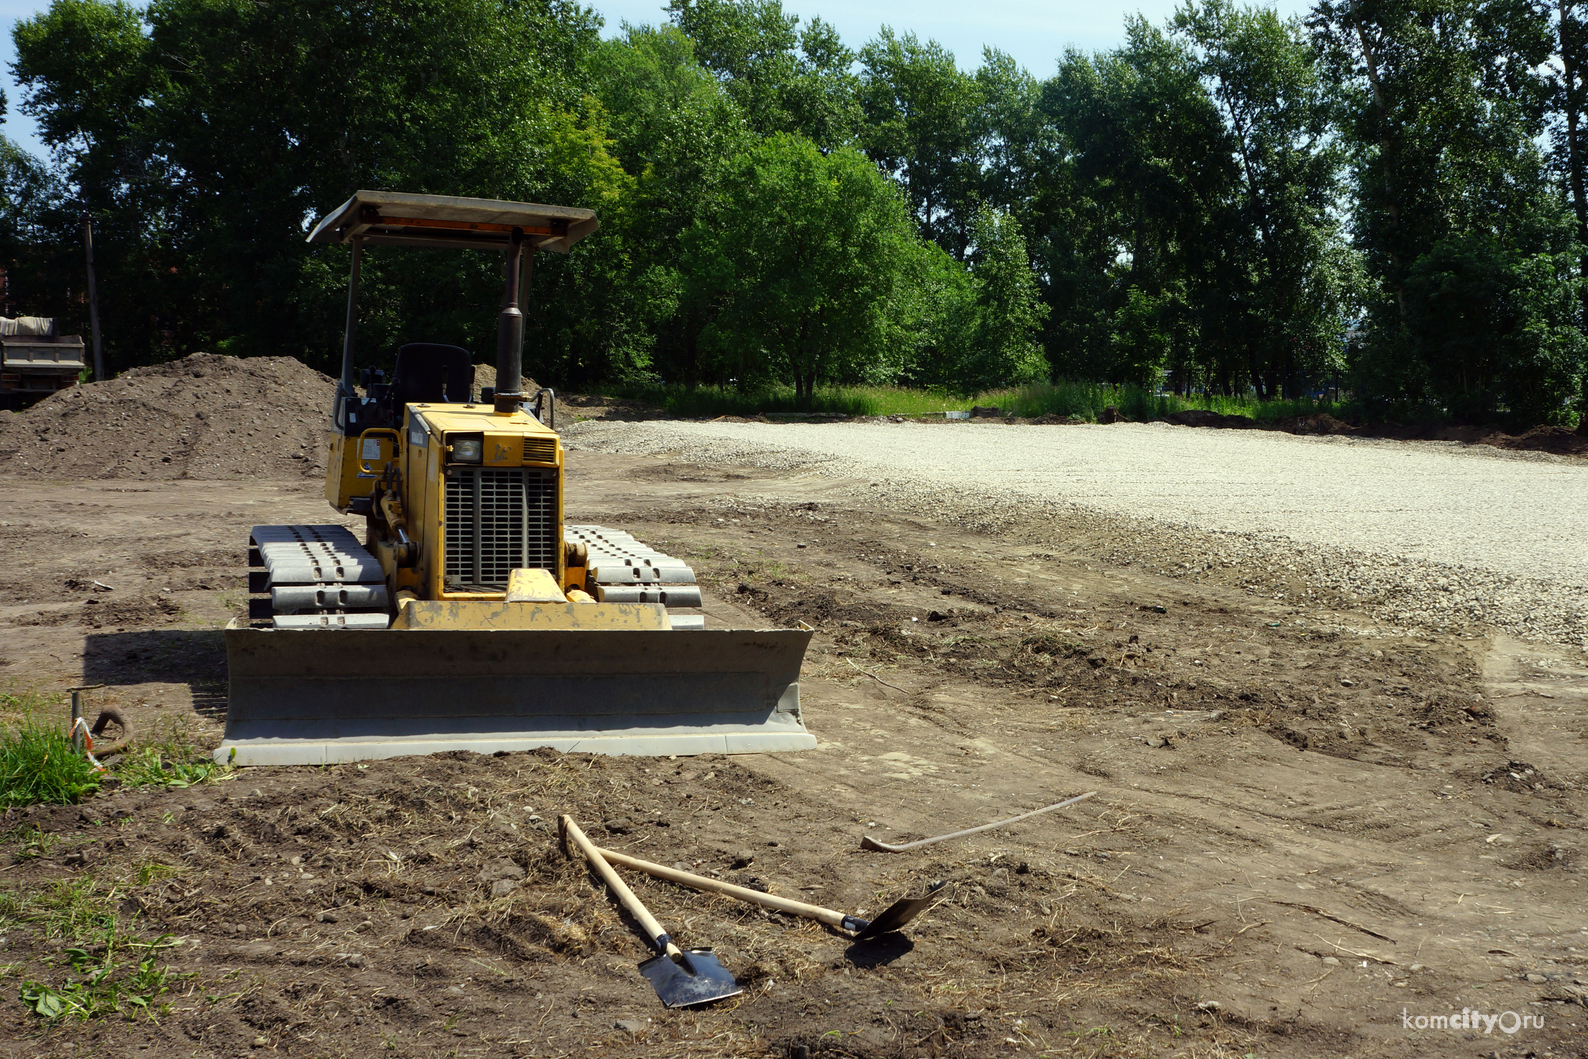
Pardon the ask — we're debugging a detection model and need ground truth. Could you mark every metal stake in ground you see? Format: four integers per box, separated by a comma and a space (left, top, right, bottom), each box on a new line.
559, 815, 741, 1008
594, 844, 948, 941
861, 791, 1099, 852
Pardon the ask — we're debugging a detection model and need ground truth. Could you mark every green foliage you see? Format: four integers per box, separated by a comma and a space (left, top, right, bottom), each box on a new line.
665, 0, 859, 148
1038, 19, 1236, 387
858, 29, 984, 256
1312, 0, 1583, 422
1174, 0, 1354, 397
600, 378, 1354, 423
19, 933, 180, 1021
683, 133, 924, 399
581, 25, 750, 388
914, 206, 1049, 391
0, 695, 102, 807
1398, 233, 1585, 426
3, 878, 184, 1022
12, 0, 609, 374
114, 717, 225, 790
6, 0, 1586, 426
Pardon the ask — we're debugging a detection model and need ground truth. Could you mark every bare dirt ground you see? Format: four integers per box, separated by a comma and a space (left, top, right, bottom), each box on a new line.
1, 389, 1586, 1058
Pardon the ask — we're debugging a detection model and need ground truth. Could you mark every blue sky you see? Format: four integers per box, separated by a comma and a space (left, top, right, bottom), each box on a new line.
2, 0, 1308, 162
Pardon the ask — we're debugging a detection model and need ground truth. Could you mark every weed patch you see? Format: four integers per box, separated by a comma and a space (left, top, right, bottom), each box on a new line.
3, 876, 188, 1022
0, 693, 102, 806
18, 931, 183, 1021
3, 823, 60, 860
115, 717, 226, 790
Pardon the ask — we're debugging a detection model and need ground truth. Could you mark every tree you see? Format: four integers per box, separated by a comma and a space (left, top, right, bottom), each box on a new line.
664, 0, 859, 149
858, 30, 984, 258
1312, 0, 1583, 423
1037, 21, 1236, 385
957, 206, 1049, 390
1545, 0, 1588, 426
1174, 0, 1353, 398
13, 0, 611, 374
1, 136, 76, 322
682, 134, 922, 400
587, 25, 751, 388
973, 49, 1052, 223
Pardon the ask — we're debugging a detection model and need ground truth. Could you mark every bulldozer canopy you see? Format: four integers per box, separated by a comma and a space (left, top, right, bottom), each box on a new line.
306, 191, 598, 254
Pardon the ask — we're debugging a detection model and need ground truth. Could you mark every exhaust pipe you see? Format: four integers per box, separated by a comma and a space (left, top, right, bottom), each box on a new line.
495, 227, 527, 413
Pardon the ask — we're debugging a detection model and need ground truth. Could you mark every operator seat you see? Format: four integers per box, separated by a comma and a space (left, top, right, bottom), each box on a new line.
392, 343, 472, 407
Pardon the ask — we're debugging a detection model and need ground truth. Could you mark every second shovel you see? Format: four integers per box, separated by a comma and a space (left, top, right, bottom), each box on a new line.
595, 844, 948, 941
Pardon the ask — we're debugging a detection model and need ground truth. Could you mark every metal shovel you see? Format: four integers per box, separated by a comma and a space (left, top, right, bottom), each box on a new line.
594, 844, 948, 941
560, 816, 742, 1008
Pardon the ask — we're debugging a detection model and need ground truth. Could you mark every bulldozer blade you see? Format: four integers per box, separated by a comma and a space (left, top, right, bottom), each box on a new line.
217, 627, 815, 765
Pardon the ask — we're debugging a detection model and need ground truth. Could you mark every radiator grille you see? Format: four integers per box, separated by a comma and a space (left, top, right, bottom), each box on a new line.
523, 436, 557, 464
443, 468, 559, 589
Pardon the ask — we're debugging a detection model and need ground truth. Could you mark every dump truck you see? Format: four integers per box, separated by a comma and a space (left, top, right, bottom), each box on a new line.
217, 191, 815, 766
0, 316, 85, 409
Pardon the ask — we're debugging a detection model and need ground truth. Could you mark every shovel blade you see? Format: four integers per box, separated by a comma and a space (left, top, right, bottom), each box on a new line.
638, 949, 741, 1008
854, 881, 949, 941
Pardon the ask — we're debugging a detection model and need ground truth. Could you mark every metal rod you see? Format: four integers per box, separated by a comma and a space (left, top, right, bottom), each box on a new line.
860, 791, 1098, 852
494, 228, 525, 410
519, 244, 535, 313
81, 215, 103, 381
340, 238, 363, 391
69, 689, 85, 752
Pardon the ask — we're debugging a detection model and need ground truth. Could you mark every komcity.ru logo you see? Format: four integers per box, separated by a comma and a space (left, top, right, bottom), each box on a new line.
1401, 1008, 1544, 1034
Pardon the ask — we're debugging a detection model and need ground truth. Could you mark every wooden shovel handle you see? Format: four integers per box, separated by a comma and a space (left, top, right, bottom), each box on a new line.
595, 845, 851, 930
560, 816, 676, 957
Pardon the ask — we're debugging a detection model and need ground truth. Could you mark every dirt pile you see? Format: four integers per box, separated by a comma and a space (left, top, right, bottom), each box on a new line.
0, 353, 335, 480
1163, 408, 1257, 429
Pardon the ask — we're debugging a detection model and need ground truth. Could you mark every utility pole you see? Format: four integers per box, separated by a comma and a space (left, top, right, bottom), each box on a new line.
82, 214, 104, 381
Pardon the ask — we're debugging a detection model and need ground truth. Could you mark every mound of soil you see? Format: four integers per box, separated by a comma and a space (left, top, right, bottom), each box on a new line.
1164, 408, 1256, 429
0, 353, 336, 480
1356, 420, 1588, 456
1483, 423, 1588, 456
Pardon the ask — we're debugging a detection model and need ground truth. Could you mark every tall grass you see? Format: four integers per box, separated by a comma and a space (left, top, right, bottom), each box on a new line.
992, 382, 1358, 423
606, 381, 962, 417
601, 380, 1358, 423
0, 692, 102, 806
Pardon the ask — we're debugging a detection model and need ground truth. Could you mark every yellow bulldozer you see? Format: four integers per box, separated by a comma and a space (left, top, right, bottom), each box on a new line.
217, 191, 814, 765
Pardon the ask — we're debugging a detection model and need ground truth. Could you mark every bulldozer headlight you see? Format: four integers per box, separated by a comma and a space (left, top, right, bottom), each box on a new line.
449, 435, 483, 463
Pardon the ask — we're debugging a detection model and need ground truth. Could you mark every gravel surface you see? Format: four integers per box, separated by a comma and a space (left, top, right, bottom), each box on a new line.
567, 419, 1588, 650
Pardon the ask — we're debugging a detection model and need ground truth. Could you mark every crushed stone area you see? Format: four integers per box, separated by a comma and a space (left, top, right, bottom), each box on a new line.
565, 419, 1588, 652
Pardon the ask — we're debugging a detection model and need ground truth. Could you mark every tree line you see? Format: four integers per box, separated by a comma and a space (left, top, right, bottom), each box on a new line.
2, 0, 1587, 428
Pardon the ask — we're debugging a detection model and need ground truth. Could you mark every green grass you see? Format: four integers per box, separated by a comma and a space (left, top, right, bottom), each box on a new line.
600, 380, 1358, 424
0, 692, 227, 805
115, 717, 226, 790
4, 823, 60, 861
605, 381, 964, 418
0, 692, 102, 807
992, 381, 1358, 423
2, 878, 185, 1022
